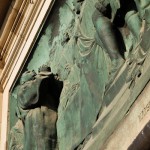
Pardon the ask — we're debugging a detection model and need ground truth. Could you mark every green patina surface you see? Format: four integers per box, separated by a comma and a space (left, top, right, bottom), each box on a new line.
9, 0, 150, 149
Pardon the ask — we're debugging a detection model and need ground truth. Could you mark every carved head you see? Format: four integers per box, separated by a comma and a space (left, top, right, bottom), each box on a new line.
20, 70, 36, 84
38, 65, 51, 72
38, 65, 52, 76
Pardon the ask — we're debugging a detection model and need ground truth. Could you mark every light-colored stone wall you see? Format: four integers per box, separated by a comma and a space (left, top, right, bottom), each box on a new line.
102, 81, 150, 150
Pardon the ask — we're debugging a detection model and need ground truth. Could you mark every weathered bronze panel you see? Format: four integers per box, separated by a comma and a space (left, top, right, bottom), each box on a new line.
9, 0, 150, 149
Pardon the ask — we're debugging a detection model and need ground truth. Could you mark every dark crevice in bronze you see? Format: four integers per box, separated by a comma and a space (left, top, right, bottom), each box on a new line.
74, 133, 92, 150
113, 0, 137, 27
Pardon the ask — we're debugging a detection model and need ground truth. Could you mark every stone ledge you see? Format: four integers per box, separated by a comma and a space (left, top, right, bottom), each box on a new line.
102, 81, 150, 150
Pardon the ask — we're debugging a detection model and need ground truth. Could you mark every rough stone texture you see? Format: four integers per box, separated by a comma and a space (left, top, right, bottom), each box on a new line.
9, 0, 150, 149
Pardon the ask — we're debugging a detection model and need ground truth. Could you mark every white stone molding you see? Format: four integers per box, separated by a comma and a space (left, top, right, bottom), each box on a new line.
0, 0, 55, 149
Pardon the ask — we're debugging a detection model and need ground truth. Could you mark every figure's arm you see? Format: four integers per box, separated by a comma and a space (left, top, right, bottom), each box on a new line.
92, 4, 123, 60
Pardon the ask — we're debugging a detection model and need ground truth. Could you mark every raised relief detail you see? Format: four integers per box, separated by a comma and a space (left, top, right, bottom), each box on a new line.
9, 65, 63, 150
9, 0, 150, 149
